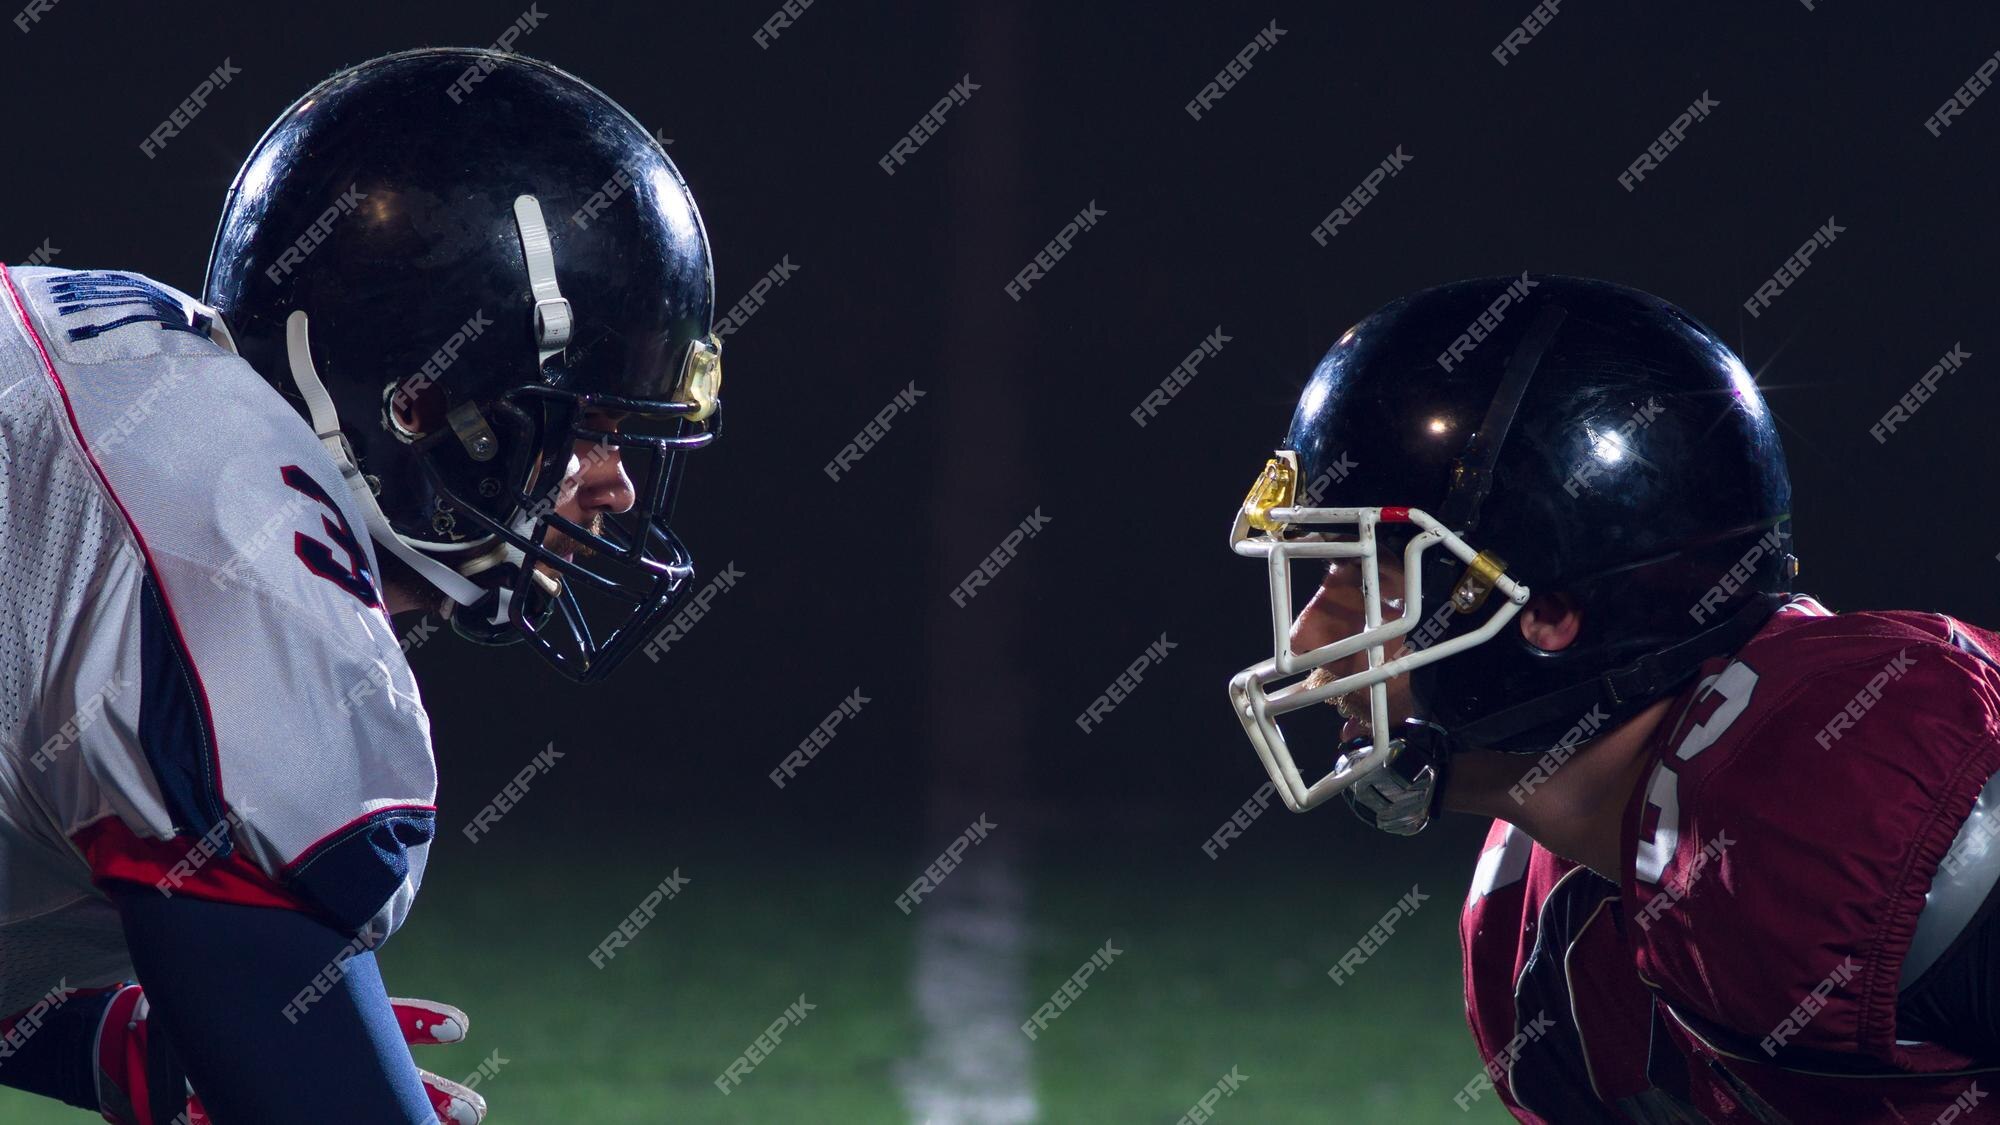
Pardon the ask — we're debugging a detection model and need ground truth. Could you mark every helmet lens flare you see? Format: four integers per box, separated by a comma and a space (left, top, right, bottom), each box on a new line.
1228, 456, 1531, 812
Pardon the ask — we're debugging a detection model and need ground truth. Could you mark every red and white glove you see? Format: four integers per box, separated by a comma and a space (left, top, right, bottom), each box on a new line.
94, 984, 487, 1124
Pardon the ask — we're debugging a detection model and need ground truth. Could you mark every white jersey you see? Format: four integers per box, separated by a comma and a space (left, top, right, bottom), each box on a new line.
0, 264, 435, 1016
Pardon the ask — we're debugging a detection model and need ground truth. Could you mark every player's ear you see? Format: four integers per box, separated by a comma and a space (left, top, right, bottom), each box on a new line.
1519, 591, 1581, 652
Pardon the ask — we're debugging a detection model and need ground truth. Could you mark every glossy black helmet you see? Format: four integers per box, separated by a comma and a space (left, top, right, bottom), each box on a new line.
1229, 275, 1793, 820
205, 47, 721, 682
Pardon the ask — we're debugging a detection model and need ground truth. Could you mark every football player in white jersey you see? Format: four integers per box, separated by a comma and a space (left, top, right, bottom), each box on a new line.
0, 48, 721, 1124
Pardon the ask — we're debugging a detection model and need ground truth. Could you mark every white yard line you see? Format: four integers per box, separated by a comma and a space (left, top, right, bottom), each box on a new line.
896, 849, 1039, 1124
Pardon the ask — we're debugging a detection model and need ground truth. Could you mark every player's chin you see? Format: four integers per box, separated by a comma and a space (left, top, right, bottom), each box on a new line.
1340, 703, 1416, 741
535, 530, 589, 566
537, 514, 604, 566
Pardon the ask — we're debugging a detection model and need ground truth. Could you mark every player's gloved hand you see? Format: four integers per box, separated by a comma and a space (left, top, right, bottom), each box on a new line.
374, 996, 487, 1125
94, 984, 487, 1124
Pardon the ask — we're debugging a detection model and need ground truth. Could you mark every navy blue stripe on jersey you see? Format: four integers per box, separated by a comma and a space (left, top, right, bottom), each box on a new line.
285, 807, 435, 938
43, 272, 211, 342
1948, 621, 2000, 672
138, 571, 227, 842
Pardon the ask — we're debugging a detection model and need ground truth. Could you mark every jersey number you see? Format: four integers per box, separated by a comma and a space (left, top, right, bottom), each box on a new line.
282, 465, 381, 608
1633, 660, 1758, 884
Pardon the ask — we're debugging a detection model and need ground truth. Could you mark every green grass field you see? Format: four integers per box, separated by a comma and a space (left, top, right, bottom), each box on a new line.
0, 837, 1507, 1122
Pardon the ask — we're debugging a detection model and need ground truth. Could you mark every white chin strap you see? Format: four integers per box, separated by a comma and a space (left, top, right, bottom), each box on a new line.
514, 194, 573, 367
284, 309, 488, 608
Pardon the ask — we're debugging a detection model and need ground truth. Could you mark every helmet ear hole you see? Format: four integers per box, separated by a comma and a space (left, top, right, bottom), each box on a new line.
385, 379, 447, 442
1519, 592, 1583, 653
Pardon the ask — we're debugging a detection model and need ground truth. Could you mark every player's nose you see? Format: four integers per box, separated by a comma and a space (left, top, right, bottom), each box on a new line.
1291, 574, 1363, 672
1290, 566, 1399, 678
1291, 590, 1343, 654
569, 438, 637, 516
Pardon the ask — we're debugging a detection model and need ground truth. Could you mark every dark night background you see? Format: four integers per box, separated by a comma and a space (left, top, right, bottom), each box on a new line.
5, 2, 2000, 1121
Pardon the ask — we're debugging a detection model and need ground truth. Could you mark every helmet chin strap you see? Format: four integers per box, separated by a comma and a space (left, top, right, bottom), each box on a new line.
284, 309, 487, 607
512, 194, 572, 368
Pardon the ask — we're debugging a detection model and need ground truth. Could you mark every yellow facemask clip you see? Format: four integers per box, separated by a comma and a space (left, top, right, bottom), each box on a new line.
677, 333, 723, 422
1242, 454, 1299, 534
1452, 551, 1509, 613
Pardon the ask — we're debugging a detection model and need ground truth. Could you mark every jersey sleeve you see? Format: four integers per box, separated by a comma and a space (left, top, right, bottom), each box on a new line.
99, 549, 439, 945
4, 267, 438, 944
1625, 610, 2000, 1070
1461, 820, 1669, 1123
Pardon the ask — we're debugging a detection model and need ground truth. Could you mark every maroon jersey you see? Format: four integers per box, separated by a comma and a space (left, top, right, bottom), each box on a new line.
1464, 596, 2000, 1122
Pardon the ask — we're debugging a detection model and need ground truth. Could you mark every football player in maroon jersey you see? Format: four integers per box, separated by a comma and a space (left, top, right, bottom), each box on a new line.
1229, 276, 2000, 1122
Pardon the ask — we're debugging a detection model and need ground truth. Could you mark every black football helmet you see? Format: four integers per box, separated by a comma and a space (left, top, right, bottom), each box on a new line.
205, 47, 720, 682
1229, 276, 1793, 829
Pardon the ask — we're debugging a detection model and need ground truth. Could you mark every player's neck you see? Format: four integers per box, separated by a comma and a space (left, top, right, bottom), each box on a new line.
1442, 696, 1673, 880
383, 586, 427, 616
